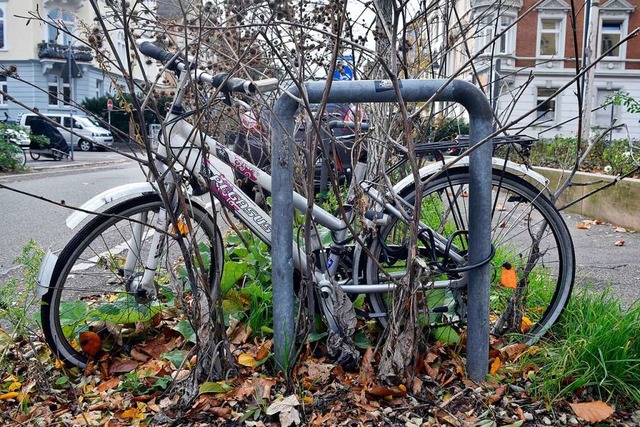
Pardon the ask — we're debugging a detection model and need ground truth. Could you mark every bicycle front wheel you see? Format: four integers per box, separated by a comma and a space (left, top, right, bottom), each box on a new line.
10, 143, 26, 167
41, 194, 223, 368
365, 169, 575, 344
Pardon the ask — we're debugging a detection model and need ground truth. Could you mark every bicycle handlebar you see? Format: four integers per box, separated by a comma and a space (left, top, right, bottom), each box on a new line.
138, 42, 279, 94
139, 42, 177, 68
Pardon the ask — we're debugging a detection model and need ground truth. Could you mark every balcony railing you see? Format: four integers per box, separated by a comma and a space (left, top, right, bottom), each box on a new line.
37, 42, 94, 63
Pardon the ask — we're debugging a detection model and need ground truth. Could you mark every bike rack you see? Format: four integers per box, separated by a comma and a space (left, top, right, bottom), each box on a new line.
271, 79, 493, 381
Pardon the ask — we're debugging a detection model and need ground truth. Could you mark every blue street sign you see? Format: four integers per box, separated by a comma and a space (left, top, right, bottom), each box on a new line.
333, 58, 353, 81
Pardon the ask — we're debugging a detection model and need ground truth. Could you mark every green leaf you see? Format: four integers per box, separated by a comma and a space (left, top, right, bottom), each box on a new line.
161, 349, 186, 368
59, 300, 89, 326
94, 298, 163, 324
55, 376, 69, 385
199, 381, 233, 395
354, 331, 370, 349
307, 331, 328, 343
432, 326, 460, 344
220, 261, 249, 293
173, 319, 196, 343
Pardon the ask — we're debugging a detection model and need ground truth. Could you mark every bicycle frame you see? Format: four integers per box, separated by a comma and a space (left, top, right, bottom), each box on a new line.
133, 66, 467, 299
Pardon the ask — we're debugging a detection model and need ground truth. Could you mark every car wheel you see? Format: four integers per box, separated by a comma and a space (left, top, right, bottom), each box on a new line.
78, 140, 93, 152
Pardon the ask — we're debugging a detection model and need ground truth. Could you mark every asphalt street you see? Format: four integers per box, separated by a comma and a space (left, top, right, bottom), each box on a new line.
2, 149, 639, 307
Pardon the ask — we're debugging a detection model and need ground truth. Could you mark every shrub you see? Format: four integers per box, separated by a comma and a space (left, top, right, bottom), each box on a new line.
0, 123, 29, 171
529, 136, 638, 176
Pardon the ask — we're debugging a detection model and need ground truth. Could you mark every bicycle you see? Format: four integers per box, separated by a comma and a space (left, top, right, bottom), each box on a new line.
37, 42, 575, 369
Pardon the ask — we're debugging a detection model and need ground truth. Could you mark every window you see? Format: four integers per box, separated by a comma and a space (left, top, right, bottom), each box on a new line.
0, 76, 7, 105
95, 80, 103, 98
601, 21, 623, 57
494, 16, 515, 54
47, 10, 75, 45
48, 75, 59, 106
115, 30, 127, 63
538, 18, 563, 57
595, 89, 620, 127
47, 75, 72, 106
0, 6, 5, 49
536, 88, 557, 124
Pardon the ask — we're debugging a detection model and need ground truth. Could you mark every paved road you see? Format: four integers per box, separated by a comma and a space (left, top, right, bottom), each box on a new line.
562, 212, 640, 308
0, 151, 145, 274
2, 151, 639, 308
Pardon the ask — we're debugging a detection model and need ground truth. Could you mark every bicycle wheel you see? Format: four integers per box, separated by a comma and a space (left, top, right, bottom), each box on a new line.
29, 150, 40, 161
41, 194, 223, 368
10, 143, 26, 167
365, 169, 574, 344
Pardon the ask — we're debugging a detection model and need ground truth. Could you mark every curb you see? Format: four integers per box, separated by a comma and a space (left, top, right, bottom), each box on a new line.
0, 158, 132, 181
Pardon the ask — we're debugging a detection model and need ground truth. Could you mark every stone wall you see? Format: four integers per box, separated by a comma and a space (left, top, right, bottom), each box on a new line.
536, 167, 640, 231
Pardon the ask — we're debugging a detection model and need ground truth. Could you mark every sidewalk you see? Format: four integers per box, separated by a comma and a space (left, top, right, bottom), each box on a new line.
25, 147, 138, 171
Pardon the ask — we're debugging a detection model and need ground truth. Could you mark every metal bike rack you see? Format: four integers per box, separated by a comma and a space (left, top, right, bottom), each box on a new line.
271, 79, 493, 381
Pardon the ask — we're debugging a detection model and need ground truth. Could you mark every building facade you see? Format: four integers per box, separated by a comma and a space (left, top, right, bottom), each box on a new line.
0, 0, 153, 123
425, 0, 640, 139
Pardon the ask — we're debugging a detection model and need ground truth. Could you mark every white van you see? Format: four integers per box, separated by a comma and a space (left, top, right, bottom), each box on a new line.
19, 113, 113, 151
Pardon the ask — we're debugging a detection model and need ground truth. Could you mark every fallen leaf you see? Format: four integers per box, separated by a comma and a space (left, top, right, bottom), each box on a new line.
487, 385, 505, 404
256, 340, 272, 360
96, 377, 121, 392
199, 381, 233, 395
79, 331, 102, 356
368, 384, 407, 398
501, 343, 528, 361
238, 353, 257, 367
266, 395, 301, 427
614, 240, 625, 246
521, 316, 533, 333
576, 222, 591, 230
411, 376, 423, 394
0, 391, 20, 400
489, 357, 502, 376
569, 401, 614, 423
614, 226, 627, 232
109, 359, 138, 374
120, 405, 147, 420
500, 263, 517, 289
312, 412, 336, 425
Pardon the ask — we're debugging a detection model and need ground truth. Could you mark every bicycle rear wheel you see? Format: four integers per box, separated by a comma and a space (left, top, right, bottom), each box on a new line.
365, 169, 574, 344
41, 194, 223, 368
10, 143, 26, 167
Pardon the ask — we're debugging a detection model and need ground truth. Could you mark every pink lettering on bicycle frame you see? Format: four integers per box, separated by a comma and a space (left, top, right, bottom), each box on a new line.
233, 157, 258, 182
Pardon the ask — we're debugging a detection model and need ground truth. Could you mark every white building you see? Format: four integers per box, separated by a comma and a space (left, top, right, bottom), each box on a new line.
0, 0, 155, 122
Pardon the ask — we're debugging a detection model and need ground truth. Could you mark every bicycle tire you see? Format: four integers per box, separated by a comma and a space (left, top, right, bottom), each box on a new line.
29, 151, 40, 161
41, 194, 223, 368
11, 143, 26, 167
364, 169, 575, 344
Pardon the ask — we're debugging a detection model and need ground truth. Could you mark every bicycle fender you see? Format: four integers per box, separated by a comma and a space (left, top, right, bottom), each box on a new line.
392, 157, 550, 195
65, 182, 157, 230
36, 249, 57, 297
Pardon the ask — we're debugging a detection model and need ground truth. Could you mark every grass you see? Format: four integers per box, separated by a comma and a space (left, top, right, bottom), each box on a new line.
525, 287, 640, 405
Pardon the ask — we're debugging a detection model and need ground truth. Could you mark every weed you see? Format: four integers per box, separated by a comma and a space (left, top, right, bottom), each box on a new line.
0, 240, 44, 338
222, 230, 273, 334
525, 287, 640, 406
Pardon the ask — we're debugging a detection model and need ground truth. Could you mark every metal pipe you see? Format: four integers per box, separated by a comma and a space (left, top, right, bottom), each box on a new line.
272, 79, 493, 380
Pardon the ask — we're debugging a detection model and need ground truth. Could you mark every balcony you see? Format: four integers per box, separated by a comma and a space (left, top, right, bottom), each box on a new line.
37, 42, 94, 63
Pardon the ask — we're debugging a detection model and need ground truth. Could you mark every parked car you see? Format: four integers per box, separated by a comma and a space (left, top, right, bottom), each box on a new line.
18, 112, 113, 151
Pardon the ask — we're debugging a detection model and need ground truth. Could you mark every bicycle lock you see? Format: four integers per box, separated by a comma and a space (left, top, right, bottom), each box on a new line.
271, 79, 493, 382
